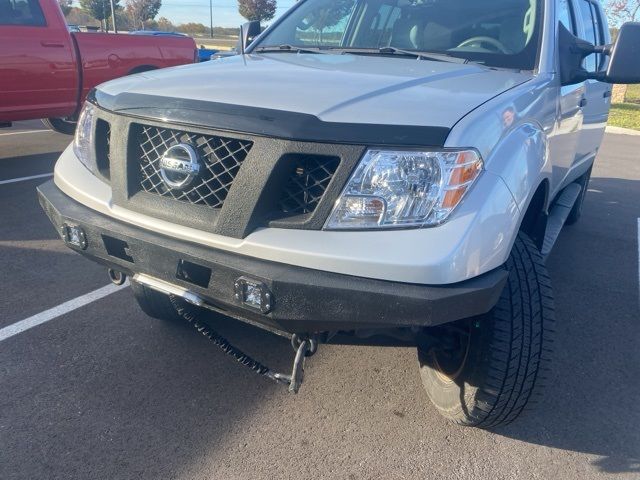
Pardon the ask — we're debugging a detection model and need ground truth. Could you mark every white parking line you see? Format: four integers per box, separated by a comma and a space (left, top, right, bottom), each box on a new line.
0, 283, 127, 343
0, 173, 53, 186
0, 130, 49, 137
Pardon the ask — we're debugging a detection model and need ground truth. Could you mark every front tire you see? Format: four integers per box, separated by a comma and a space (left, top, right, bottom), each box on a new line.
41, 117, 77, 135
418, 233, 555, 428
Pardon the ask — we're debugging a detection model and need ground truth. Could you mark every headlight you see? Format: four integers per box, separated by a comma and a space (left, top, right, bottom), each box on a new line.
325, 149, 483, 230
73, 102, 96, 170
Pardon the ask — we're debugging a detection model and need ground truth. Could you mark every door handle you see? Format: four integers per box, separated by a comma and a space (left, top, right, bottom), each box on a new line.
579, 98, 588, 108
40, 41, 65, 48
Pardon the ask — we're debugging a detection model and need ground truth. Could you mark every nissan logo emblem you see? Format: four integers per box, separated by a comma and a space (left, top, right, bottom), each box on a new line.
159, 143, 201, 190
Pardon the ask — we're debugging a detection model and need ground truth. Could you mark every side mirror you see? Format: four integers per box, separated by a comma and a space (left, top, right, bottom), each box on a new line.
601, 22, 640, 84
558, 23, 595, 85
559, 21, 640, 85
239, 21, 261, 53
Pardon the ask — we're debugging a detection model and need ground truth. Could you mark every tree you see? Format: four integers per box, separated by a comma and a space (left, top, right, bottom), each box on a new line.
176, 22, 209, 36
66, 8, 101, 27
125, 0, 162, 30
58, 0, 73, 15
80, 0, 122, 30
606, 0, 640, 26
116, 9, 135, 30
156, 16, 174, 32
302, 0, 352, 43
237, 0, 276, 23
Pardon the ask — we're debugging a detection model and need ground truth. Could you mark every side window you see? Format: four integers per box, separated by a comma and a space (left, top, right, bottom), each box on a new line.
575, 0, 598, 71
0, 0, 46, 26
557, 0, 575, 33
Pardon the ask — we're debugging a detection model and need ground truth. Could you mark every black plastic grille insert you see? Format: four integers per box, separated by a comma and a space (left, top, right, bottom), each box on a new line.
135, 124, 252, 209
278, 155, 340, 215
95, 119, 111, 180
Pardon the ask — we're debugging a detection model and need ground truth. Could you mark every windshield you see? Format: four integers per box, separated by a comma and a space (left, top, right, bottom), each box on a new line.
255, 0, 541, 69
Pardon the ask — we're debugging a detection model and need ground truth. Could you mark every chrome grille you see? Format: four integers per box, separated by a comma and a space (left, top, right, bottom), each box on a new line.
136, 124, 252, 208
278, 156, 340, 214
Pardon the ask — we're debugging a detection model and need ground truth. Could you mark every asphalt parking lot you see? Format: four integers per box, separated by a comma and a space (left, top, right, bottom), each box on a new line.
0, 120, 639, 480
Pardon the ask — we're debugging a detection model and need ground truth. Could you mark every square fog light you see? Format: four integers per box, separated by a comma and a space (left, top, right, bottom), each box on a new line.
61, 224, 87, 250
234, 277, 272, 314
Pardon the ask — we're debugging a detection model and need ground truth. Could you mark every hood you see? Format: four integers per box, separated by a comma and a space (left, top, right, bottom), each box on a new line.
97, 53, 531, 130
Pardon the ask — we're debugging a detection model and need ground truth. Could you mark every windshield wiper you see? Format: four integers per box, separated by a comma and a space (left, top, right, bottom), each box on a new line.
254, 44, 478, 65
331, 46, 468, 64
379, 46, 468, 63
253, 44, 329, 54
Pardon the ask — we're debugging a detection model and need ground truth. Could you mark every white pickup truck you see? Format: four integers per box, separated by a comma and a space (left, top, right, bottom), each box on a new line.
38, 0, 640, 427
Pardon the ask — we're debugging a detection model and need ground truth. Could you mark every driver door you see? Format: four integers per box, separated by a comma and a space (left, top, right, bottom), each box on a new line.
550, 0, 584, 196
573, 0, 611, 164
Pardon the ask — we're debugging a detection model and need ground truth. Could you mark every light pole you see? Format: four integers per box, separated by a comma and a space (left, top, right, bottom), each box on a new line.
210, 0, 214, 38
110, 0, 118, 33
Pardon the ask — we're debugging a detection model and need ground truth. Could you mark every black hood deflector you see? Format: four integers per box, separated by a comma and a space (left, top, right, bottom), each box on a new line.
90, 89, 450, 147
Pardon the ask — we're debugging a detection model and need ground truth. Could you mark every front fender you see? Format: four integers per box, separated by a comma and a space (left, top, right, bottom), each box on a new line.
445, 77, 555, 260
445, 75, 555, 214
483, 122, 551, 215
454, 122, 552, 265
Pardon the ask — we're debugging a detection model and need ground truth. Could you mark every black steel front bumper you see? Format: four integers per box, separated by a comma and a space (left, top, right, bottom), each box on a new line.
38, 180, 507, 334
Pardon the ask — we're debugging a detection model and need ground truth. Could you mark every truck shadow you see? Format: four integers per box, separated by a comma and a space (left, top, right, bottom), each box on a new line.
492, 176, 640, 474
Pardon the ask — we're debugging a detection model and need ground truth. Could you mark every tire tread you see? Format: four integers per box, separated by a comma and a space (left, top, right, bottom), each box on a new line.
422, 233, 555, 428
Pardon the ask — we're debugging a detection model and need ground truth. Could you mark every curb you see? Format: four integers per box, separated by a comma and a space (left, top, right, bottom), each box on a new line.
605, 126, 640, 136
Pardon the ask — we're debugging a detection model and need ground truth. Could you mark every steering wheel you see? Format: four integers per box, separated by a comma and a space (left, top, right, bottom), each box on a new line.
456, 36, 509, 54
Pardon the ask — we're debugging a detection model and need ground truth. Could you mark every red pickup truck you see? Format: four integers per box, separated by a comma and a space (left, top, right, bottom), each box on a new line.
0, 0, 197, 133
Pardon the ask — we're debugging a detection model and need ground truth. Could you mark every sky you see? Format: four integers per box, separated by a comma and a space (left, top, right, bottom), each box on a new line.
71, 0, 623, 30
158, 0, 296, 27
72, 0, 297, 28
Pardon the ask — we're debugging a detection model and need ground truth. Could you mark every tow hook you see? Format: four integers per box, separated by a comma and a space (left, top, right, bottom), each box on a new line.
107, 269, 127, 286
271, 334, 319, 393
